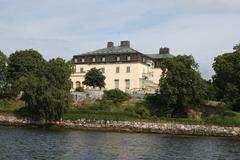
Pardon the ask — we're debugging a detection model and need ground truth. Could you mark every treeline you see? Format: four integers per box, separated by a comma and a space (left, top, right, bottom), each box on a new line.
0, 43, 240, 121
0, 49, 72, 121
146, 44, 240, 117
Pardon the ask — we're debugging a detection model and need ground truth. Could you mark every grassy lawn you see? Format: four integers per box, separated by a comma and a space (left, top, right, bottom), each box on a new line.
63, 106, 240, 127
205, 112, 240, 126
1, 99, 240, 127
0, 99, 25, 116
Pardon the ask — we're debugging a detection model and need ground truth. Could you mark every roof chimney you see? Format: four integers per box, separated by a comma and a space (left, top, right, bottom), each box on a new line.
159, 47, 169, 54
120, 41, 130, 47
107, 41, 114, 48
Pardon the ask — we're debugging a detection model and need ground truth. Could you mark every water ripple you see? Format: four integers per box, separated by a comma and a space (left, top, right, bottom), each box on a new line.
0, 126, 240, 160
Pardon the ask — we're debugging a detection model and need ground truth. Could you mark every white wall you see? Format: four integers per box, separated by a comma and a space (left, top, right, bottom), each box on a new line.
70, 62, 162, 92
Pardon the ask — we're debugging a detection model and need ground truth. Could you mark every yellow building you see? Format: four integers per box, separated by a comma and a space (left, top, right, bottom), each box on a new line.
70, 41, 173, 93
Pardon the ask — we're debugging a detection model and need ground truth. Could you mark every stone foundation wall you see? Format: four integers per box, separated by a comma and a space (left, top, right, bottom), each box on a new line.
71, 90, 104, 102
0, 115, 239, 137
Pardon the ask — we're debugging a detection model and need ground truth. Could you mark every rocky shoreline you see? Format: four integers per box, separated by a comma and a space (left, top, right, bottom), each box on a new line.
0, 115, 239, 137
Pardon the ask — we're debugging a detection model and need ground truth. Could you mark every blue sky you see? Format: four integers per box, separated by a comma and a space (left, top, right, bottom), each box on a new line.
0, 0, 240, 79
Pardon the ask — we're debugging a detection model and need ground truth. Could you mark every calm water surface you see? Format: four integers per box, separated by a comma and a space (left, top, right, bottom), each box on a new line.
0, 126, 239, 160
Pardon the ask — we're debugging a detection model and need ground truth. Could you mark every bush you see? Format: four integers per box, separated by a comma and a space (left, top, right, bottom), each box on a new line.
103, 89, 130, 104
75, 86, 84, 92
124, 102, 151, 118
134, 105, 150, 118
90, 99, 114, 111
145, 94, 173, 117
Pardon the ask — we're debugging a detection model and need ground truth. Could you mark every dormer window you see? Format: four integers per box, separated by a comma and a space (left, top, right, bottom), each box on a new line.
74, 58, 78, 63
143, 58, 146, 63
102, 57, 105, 62
116, 56, 120, 61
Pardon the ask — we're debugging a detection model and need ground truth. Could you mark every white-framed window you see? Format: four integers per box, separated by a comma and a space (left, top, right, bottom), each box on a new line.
74, 58, 78, 63
102, 57, 105, 62
116, 56, 120, 61
116, 67, 120, 73
92, 57, 96, 62
127, 56, 131, 61
81, 58, 85, 63
126, 66, 130, 73
114, 79, 119, 89
125, 79, 130, 90
80, 68, 84, 73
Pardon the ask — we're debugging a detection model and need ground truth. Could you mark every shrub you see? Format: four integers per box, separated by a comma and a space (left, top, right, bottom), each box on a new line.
90, 99, 114, 111
134, 105, 150, 118
103, 89, 130, 104
145, 94, 174, 117
124, 102, 151, 118
75, 86, 84, 92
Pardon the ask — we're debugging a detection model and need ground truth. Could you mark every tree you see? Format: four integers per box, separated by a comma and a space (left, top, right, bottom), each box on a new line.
45, 58, 72, 90
0, 51, 8, 97
157, 55, 205, 117
83, 68, 105, 89
212, 46, 240, 111
233, 43, 240, 52
7, 49, 45, 96
201, 79, 217, 101
22, 58, 72, 121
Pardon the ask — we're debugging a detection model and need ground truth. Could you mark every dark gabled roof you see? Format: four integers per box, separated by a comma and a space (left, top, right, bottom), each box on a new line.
146, 53, 174, 59
74, 43, 174, 60
79, 46, 139, 56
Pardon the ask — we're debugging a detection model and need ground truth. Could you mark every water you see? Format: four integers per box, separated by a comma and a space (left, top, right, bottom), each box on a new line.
0, 126, 239, 160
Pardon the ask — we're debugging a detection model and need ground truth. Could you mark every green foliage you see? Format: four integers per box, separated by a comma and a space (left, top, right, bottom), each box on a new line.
103, 89, 130, 104
133, 103, 151, 118
201, 79, 217, 101
75, 86, 84, 92
7, 49, 46, 97
233, 43, 240, 51
82, 68, 105, 89
64, 108, 139, 121
0, 99, 25, 116
212, 47, 240, 111
21, 58, 71, 121
45, 58, 72, 90
145, 94, 174, 117
23, 77, 70, 121
89, 99, 115, 111
147, 55, 206, 117
0, 51, 8, 98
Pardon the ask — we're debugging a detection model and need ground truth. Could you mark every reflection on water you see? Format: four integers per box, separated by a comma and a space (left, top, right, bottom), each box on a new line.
0, 126, 239, 160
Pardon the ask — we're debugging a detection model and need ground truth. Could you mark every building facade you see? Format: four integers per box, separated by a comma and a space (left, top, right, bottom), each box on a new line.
70, 41, 173, 93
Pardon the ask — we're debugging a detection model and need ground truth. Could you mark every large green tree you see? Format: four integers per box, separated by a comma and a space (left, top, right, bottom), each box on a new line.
7, 49, 45, 96
45, 58, 72, 90
156, 55, 205, 117
83, 68, 105, 89
212, 44, 240, 111
233, 43, 240, 52
22, 58, 72, 121
0, 51, 8, 97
